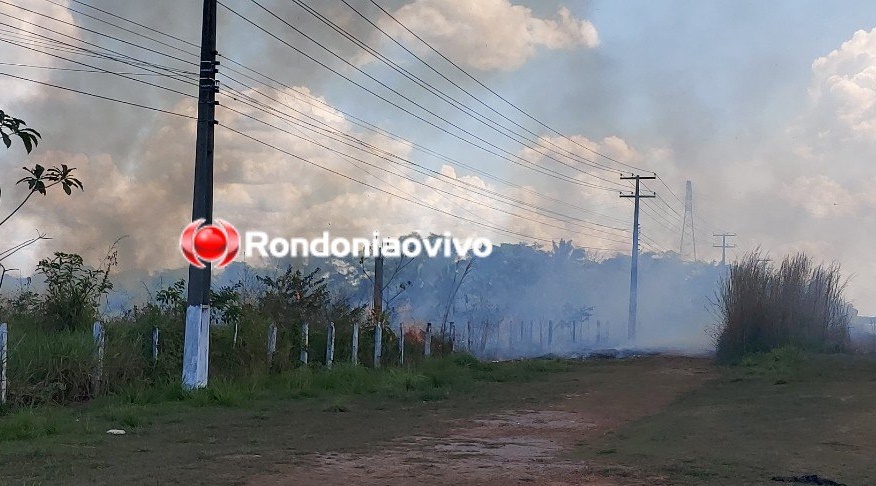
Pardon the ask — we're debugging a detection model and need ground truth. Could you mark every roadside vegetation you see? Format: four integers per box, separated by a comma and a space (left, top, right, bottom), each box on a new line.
713, 251, 851, 363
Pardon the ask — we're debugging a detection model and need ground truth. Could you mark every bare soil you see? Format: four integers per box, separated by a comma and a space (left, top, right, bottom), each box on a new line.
249, 356, 712, 485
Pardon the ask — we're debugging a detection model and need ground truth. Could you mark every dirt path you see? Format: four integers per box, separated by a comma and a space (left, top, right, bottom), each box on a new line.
250, 357, 714, 485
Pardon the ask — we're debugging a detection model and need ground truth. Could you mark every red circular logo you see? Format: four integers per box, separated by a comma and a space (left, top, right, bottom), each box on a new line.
180, 219, 239, 269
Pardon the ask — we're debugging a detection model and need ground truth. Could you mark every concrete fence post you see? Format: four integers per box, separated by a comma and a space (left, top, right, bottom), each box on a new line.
352, 322, 359, 365
92, 321, 105, 395
398, 323, 405, 366
373, 323, 382, 368
300, 321, 309, 365
267, 323, 278, 367
0, 323, 7, 405
424, 322, 432, 357
152, 327, 159, 363
326, 321, 335, 369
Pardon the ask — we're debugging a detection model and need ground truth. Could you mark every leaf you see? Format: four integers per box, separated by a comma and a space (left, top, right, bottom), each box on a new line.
63, 183, 71, 195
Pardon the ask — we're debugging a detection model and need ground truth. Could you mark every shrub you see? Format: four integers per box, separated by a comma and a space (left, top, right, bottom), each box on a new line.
714, 251, 850, 363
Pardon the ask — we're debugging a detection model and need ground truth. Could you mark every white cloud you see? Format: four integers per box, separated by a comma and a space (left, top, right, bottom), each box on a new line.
780, 175, 858, 218
808, 27, 876, 142
376, 0, 598, 71
0, 0, 80, 105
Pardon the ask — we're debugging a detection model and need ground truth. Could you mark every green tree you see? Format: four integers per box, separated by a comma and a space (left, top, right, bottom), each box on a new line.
1, 110, 84, 288
37, 248, 117, 332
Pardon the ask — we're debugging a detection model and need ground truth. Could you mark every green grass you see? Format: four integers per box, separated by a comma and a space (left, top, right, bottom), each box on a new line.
0, 354, 570, 443
577, 351, 876, 485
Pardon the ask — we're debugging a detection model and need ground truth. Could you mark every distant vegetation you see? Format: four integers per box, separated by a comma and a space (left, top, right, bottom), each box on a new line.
0, 239, 723, 411
714, 251, 851, 363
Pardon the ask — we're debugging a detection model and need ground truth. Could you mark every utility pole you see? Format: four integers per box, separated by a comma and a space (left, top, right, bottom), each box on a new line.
620, 174, 656, 342
712, 233, 737, 266
372, 254, 384, 368
182, 0, 219, 390
679, 180, 697, 261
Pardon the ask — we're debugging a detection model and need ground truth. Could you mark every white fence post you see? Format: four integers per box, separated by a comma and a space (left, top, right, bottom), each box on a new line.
267, 323, 278, 367
373, 323, 382, 368
1, 323, 7, 405
326, 321, 335, 369
92, 321, 105, 395
300, 321, 309, 365
424, 322, 432, 357
152, 327, 159, 363
398, 323, 404, 366
352, 322, 359, 365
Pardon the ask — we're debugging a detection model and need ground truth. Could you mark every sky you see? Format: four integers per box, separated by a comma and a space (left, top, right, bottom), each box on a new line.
1, 0, 876, 313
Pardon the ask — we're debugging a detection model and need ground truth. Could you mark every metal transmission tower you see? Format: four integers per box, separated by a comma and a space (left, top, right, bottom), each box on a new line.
679, 180, 697, 261
182, 0, 219, 390
713, 233, 737, 266
620, 174, 656, 342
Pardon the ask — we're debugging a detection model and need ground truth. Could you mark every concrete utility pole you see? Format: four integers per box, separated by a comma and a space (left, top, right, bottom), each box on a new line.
620, 174, 656, 342
183, 0, 219, 390
713, 233, 737, 266
372, 255, 384, 368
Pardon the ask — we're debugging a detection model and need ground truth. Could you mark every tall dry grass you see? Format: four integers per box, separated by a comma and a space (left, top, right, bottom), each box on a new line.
714, 251, 850, 362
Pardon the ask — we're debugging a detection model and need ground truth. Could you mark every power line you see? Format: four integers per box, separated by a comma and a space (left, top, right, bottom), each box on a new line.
341, 0, 629, 178
295, 0, 630, 186
0, 37, 196, 98
0, 15, 195, 79
217, 63, 632, 225
219, 122, 628, 252
219, 101, 631, 245
67, 0, 198, 48
37, 0, 199, 59
217, 79, 630, 237
1, 68, 625, 251
0, 1, 194, 67
0, 71, 194, 118
6, 0, 636, 234
221, 0, 621, 192
40, 0, 632, 227
366, 0, 652, 174
7, 0, 640, 250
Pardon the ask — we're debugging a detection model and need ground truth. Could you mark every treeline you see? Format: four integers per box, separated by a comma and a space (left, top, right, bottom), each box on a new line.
0, 255, 447, 409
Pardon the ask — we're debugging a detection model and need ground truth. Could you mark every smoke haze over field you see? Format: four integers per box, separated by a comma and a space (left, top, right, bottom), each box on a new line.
2, 0, 876, 321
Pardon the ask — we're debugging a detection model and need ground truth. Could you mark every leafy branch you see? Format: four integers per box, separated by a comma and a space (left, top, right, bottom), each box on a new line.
0, 109, 40, 153
0, 164, 83, 227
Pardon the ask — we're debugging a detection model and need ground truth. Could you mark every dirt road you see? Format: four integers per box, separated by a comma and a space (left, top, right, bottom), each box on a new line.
250, 357, 714, 485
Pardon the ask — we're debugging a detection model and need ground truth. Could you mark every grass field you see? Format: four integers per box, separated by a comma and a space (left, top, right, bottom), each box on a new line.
578, 350, 876, 485
1, 351, 874, 485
